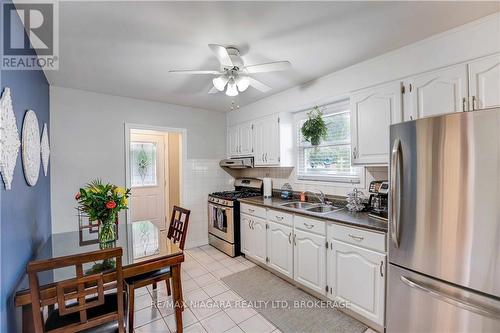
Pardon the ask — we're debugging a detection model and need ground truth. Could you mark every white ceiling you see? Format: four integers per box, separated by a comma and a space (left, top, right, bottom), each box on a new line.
45, 1, 499, 112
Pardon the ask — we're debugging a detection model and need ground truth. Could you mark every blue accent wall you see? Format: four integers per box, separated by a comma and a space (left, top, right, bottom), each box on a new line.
0, 2, 51, 331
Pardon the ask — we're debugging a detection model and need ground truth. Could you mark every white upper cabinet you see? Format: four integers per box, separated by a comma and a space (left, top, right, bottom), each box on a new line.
239, 122, 254, 156
468, 54, 500, 110
293, 228, 326, 295
228, 126, 240, 157
405, 64, 469, 120
228, 122, 254, 157
267, 221, 293, 278
254, 114, 280, 166
350, 81, 402, 165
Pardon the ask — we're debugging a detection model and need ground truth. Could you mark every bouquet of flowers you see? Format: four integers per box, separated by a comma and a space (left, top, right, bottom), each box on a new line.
76, 179, 131, 246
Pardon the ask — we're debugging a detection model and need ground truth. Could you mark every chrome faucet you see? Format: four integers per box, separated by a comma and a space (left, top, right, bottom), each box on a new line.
307, 189, 327, 205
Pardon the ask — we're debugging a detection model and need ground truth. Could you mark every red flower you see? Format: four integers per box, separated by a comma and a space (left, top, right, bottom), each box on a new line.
75, 192, 81, 200
106, 200, 117, 209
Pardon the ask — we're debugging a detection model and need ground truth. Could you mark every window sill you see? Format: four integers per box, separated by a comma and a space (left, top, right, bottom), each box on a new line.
295, 176, 365, 188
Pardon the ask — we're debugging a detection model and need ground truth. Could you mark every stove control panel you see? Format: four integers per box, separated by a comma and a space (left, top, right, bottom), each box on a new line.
208, 196, 234, 207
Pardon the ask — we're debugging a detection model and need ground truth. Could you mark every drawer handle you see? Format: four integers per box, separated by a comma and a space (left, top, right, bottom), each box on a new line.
303, 223, 314, 229
348, 234, 364, 241
248, 208, 255, 213
275, 215, 284, 221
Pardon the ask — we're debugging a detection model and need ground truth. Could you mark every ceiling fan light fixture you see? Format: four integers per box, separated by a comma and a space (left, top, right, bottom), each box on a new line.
235, 76, 250, 92
225, 79, 238, 97
213, 75, 228, 91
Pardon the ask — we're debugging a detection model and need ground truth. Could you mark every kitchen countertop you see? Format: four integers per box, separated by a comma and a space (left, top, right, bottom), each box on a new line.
238, 196, 388, 233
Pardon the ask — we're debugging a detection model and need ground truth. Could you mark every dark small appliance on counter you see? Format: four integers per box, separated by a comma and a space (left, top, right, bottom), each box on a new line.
368, 180, 388, 220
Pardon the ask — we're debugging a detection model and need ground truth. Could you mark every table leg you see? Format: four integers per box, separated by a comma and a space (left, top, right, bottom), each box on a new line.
22, 304, 35, 333
171, 264, 183, 333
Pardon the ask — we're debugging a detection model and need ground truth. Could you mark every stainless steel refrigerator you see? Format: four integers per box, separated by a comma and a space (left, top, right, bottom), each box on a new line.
387, 107, 500, 332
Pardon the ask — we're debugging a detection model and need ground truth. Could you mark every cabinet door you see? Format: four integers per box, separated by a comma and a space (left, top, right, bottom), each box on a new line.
351, 82, 402, 165
263, 115, 280, 165
239, 122, 254, 156
407, 64, 468, 119
253, 120, 265, 165
228, 126, 240, 157
330, 240, 386, 326
240, 213, 252, 255
468, 54, 500, 110
267, 222, 293, 278
251, 217, 267, 264
293, 229, 326, 295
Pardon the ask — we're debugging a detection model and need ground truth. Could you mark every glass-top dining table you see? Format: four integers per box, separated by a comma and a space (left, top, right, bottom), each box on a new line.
14, 221, 186, 332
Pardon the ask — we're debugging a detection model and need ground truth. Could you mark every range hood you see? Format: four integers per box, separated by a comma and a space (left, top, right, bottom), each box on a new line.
219, 157, 254, 169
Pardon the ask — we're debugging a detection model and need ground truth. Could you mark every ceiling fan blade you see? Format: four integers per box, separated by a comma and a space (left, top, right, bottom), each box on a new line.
208, 44, 234, 68
247, 77, 271, 92
208, 87, 219, 94
169, 69, 221, 75
245, 61, 291, 74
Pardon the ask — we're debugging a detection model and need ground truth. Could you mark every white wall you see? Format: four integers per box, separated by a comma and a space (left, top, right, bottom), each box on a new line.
50, 87, 232, 247
227, 12, 500, 196
229, 13, 500, 125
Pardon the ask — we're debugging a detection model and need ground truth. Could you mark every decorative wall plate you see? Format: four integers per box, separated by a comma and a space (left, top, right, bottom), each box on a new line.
41, 123, 50, 176
0, 88, 21, 190
22, 110, 41, 186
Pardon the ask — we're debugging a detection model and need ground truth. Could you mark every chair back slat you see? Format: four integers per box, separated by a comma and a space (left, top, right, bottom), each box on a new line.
28, 247, 125, 333
167, 206, 191, 250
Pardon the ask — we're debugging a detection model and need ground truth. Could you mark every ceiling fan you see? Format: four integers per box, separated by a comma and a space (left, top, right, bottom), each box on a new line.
169, 44, 291, 97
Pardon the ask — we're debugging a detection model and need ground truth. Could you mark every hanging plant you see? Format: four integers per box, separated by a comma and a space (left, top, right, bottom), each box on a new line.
301, 106, 328, 146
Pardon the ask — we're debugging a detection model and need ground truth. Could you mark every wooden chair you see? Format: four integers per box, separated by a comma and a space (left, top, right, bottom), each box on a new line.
27, 247, 125, 333
125, 206, 190, 333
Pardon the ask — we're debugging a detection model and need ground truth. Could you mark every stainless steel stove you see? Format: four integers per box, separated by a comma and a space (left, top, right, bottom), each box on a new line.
208, 178, 263, 256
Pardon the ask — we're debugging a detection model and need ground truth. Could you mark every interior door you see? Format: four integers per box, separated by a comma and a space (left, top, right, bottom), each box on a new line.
407, 64, 468, 118
293, 229, 326, 294
351, 81, 402, 164
267, 222, 293, 278
130, 133, 166, 230
468, 54, 500, 110
330, 240, 385, 326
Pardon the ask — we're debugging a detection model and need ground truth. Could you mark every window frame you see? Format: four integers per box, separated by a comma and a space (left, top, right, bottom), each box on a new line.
294, 100, 363, 185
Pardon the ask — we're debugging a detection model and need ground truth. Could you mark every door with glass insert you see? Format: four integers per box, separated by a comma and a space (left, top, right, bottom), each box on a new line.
130, 133, 166, 230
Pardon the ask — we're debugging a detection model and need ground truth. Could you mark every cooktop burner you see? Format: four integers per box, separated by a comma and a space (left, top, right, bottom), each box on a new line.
210, 191, 262, 200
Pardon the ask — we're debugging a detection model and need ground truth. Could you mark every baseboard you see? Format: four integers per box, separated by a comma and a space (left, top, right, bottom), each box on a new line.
185, 238, 208, 249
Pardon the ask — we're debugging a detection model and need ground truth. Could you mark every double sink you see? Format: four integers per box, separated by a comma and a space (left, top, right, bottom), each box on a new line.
279, 201, 343, 214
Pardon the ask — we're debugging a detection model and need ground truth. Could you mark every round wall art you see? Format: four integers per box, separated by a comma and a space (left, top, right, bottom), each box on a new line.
22, 110, 41, 186
40, 123, 50, 176
0, 87, 21, 190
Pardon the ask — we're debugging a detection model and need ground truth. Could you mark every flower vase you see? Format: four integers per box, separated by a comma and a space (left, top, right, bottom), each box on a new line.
98, 218, 116, 249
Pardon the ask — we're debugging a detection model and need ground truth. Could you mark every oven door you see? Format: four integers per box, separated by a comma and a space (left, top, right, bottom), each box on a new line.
208, 202, 234, 243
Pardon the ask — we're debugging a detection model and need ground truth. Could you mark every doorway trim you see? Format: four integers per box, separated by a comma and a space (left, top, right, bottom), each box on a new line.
124, 123, 188, 226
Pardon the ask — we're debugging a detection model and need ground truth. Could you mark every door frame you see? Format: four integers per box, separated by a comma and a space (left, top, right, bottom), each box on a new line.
124, 123, 188, 227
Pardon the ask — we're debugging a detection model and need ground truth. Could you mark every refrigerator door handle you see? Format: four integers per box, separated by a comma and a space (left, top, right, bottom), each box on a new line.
390, 138, 402, 248
400, 276, 500, 319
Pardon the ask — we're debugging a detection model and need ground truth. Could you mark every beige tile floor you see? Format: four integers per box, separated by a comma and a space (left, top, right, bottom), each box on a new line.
132, 244, 375, 333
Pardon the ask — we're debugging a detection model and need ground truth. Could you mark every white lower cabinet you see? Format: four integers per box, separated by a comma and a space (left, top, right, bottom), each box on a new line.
293, 229, 327, 295
266, 222, 293, 278
240, 213, 266, 264
327, 239, 386, 326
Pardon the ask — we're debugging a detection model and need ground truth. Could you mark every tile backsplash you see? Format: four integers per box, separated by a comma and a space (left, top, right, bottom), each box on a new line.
224, 166, 388, 198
